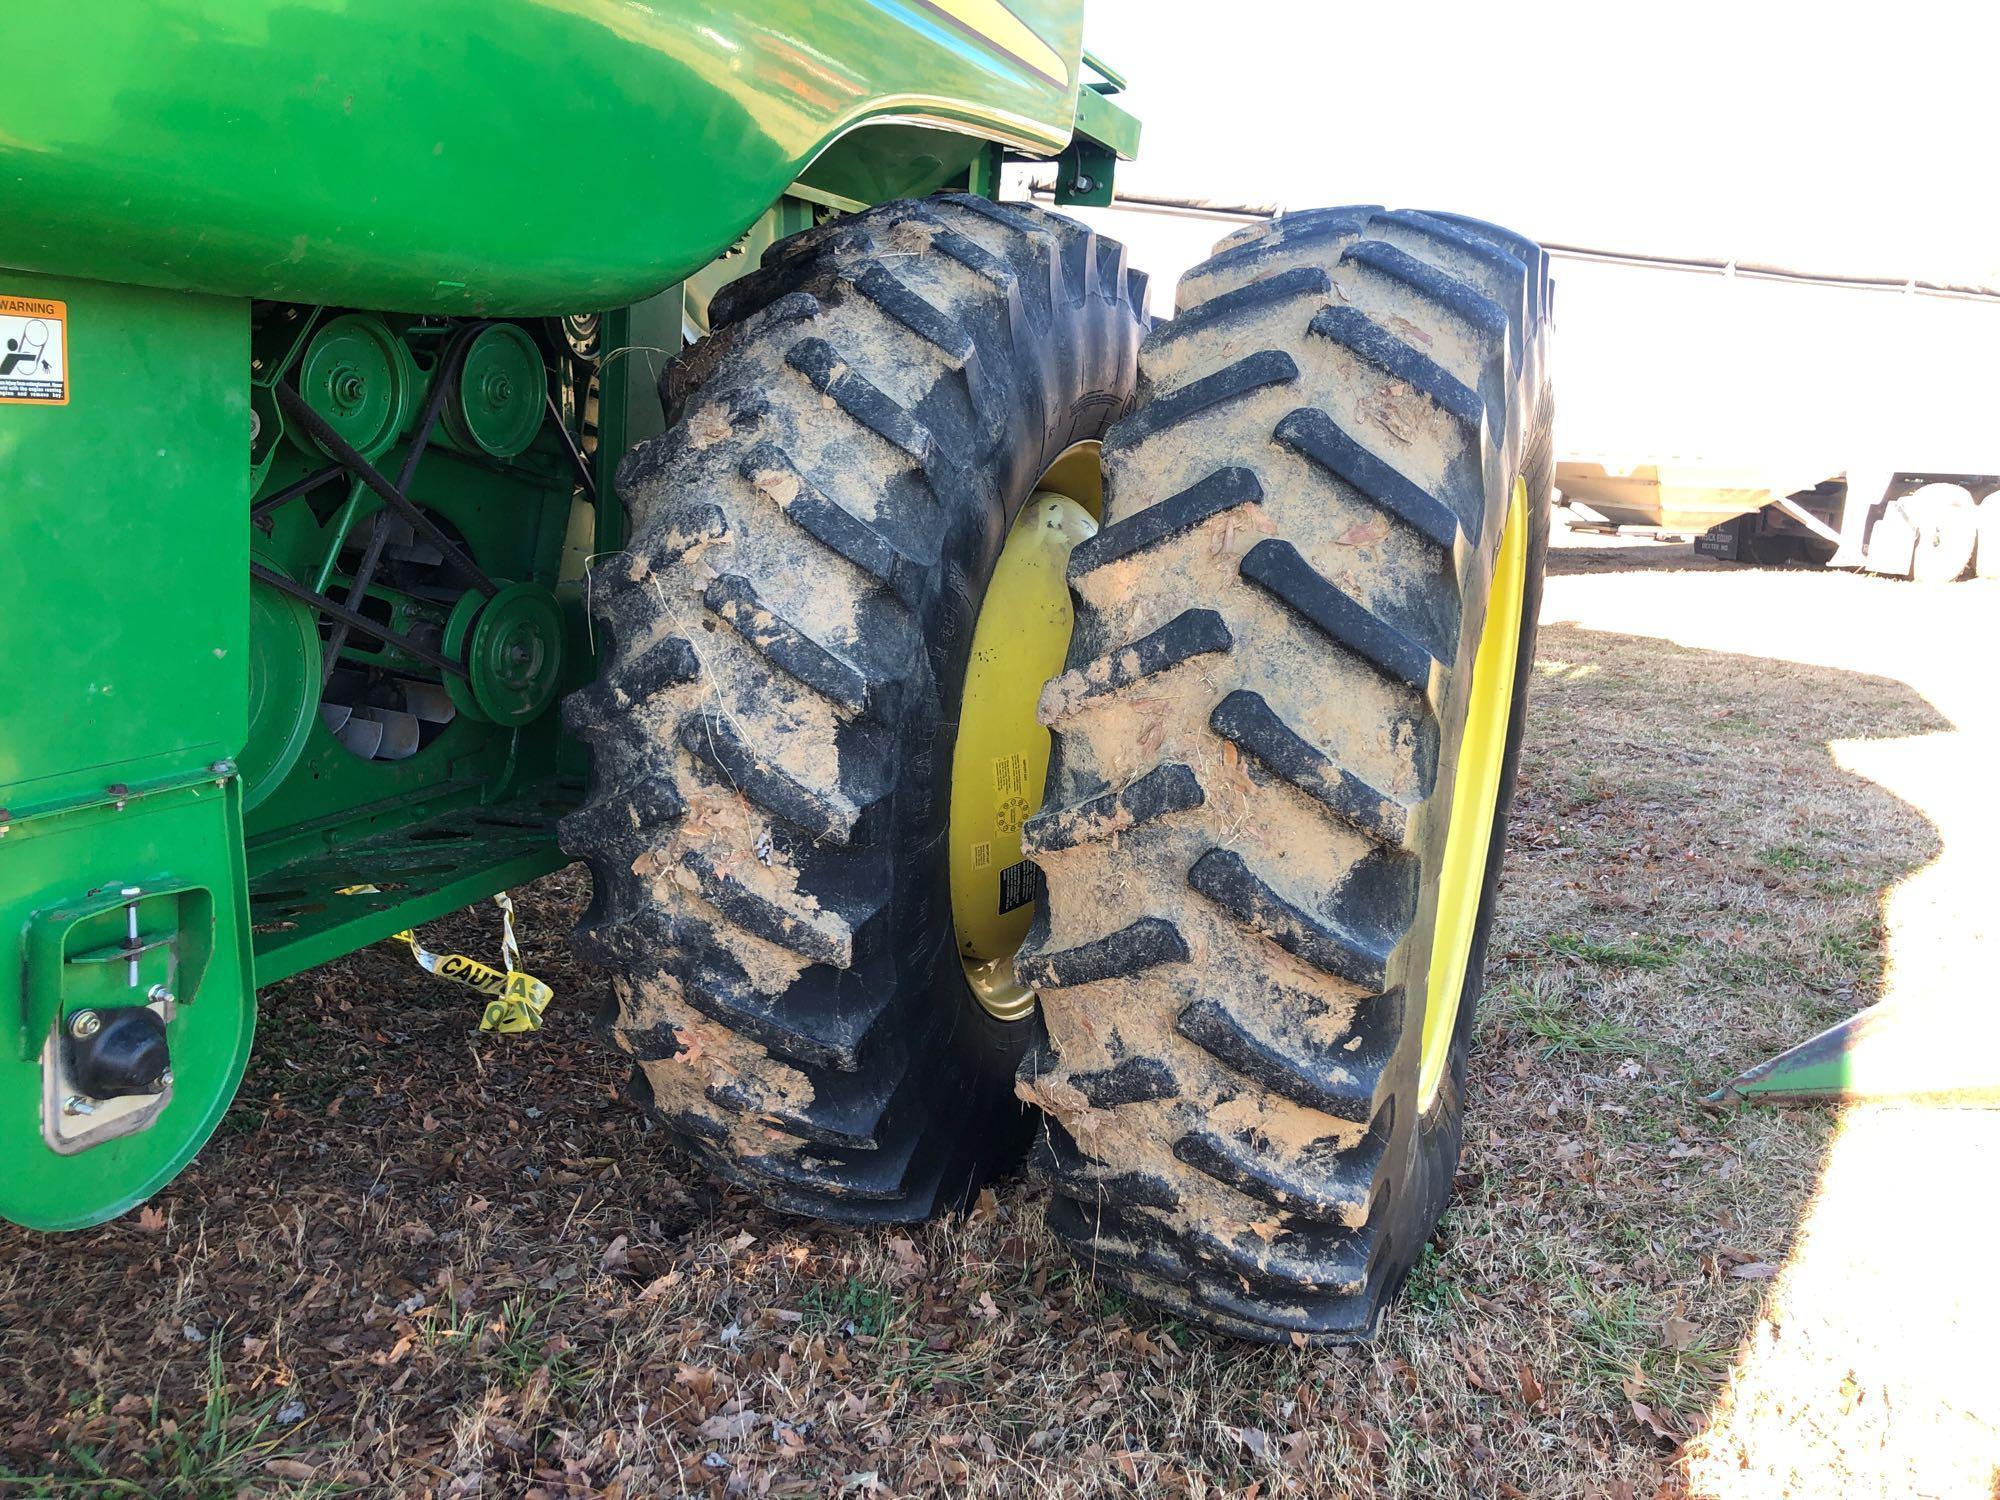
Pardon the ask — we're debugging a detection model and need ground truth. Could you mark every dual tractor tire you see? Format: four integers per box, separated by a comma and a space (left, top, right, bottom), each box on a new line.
562, 194, 1552, 1342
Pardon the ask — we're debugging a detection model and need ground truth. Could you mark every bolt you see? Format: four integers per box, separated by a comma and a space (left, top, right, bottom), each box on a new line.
159, 1071, 174, 1090
62, 1096, 95, 1118
108, 784, 130, 810
148, 985, 175, 1005
1073, 175, 1096, 194
210, 760, 236, 778
69, 1010, 102, 1039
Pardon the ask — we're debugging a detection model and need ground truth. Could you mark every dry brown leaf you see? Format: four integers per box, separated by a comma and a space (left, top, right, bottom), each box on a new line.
1517, 1361, 1545, 1408
1629, 1398, 1683, 1443
696, 1405, 760, 1442
1226, 1425, 1274, 1462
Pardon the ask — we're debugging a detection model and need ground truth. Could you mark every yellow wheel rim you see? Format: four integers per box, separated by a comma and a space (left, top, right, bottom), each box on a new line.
1420, 478, 1529, 1110
950, 445, 1100, 1021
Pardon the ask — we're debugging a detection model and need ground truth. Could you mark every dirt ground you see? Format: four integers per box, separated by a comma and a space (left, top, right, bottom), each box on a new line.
4, 519, 1997, 1498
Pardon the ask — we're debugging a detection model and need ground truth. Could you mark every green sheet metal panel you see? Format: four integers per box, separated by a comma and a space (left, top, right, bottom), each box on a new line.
0, 277, 249, 812
0, 279, 256, 1230
0, 0, 1087, 315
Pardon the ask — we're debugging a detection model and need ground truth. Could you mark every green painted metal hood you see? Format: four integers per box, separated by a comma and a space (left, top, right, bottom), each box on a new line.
1, 0, 1087, 314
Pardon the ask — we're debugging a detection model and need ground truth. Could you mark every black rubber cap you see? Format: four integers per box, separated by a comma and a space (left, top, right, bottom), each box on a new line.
68, 1007, 170, 1099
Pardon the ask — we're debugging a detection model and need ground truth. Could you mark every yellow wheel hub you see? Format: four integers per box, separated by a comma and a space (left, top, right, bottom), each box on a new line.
950, 454, 1100, 1021
1420, 478, 1529, 1110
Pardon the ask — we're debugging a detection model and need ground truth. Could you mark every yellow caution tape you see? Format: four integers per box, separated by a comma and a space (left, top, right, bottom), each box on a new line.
392, 892, 554, 1034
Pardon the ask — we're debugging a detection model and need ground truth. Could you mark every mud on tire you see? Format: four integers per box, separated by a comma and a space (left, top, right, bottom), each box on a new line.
1020, 207, 1553, 1339
561, 195, 1146, 1220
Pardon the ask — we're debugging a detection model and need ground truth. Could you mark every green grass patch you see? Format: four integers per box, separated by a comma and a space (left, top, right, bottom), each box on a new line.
1758, 843, 1834, 874
1400, 1243, 1466, 1318
5, 1341, 326, 1498
484, 1293, 585, 1393
1546, 933, 1683, 971
802, 1275, 894, 1339
1560, 1275, 1732, 1421
1496, 981, 1649, 1057
423, 1292, 585, 1394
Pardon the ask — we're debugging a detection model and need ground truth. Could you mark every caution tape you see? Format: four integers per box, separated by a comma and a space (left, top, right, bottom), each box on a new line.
387, 892, 555, 1034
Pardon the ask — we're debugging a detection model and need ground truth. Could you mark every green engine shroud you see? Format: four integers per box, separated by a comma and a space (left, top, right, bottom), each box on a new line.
1, 0, 1097, 314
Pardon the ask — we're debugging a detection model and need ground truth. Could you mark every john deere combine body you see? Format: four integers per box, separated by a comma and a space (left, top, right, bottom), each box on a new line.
1, 0, 1132, 1230
4, 0, 1559, 1345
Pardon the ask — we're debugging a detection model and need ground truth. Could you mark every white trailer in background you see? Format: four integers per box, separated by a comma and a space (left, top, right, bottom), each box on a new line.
1550, 247, 2000, 581
1031, 185, 2000, 581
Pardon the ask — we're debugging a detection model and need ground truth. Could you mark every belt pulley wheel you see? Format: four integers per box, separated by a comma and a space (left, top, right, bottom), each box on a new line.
296, 314, 412, 461
445, 582, 565, 726
443, 323, 547, 460
243, 546, 323, 811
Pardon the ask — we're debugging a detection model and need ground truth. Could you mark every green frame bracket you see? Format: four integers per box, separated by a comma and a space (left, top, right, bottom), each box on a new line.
20, 882, 215, 1063
1053, 136, 1117, 208
1054, 71, 1139, 208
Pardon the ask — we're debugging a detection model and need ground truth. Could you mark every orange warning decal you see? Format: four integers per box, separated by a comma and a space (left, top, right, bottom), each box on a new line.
0, 296, 68, 406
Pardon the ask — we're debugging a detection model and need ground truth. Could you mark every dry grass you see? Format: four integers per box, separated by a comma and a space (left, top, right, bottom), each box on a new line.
3, 523, 1995, 1497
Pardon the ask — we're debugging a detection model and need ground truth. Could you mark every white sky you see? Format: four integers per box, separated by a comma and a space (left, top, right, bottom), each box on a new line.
1083, 0, 2000, 285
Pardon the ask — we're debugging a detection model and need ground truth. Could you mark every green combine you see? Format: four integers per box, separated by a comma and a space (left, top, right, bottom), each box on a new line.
1, 0, 1551, 1341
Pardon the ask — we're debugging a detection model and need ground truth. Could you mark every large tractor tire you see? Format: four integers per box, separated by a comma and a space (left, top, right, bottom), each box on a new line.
1019, 207, 1552, 1341
561, 197, 1146, 1220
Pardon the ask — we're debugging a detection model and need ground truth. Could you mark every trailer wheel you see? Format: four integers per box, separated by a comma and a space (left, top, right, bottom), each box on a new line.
562, 196, 1145, 1220
1976, 493, 1999, 580
1020, 207, 1551, 1341
1895, 482, 1978, 583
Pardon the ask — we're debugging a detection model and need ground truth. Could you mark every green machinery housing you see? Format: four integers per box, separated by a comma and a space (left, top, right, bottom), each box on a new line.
0, 0, 1136, 1231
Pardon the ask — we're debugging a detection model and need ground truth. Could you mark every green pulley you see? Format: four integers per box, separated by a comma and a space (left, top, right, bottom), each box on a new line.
294, 313, 414, 460
443, 582, 565, 727
242, 546, 323, 812
443, 323, 547, 459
